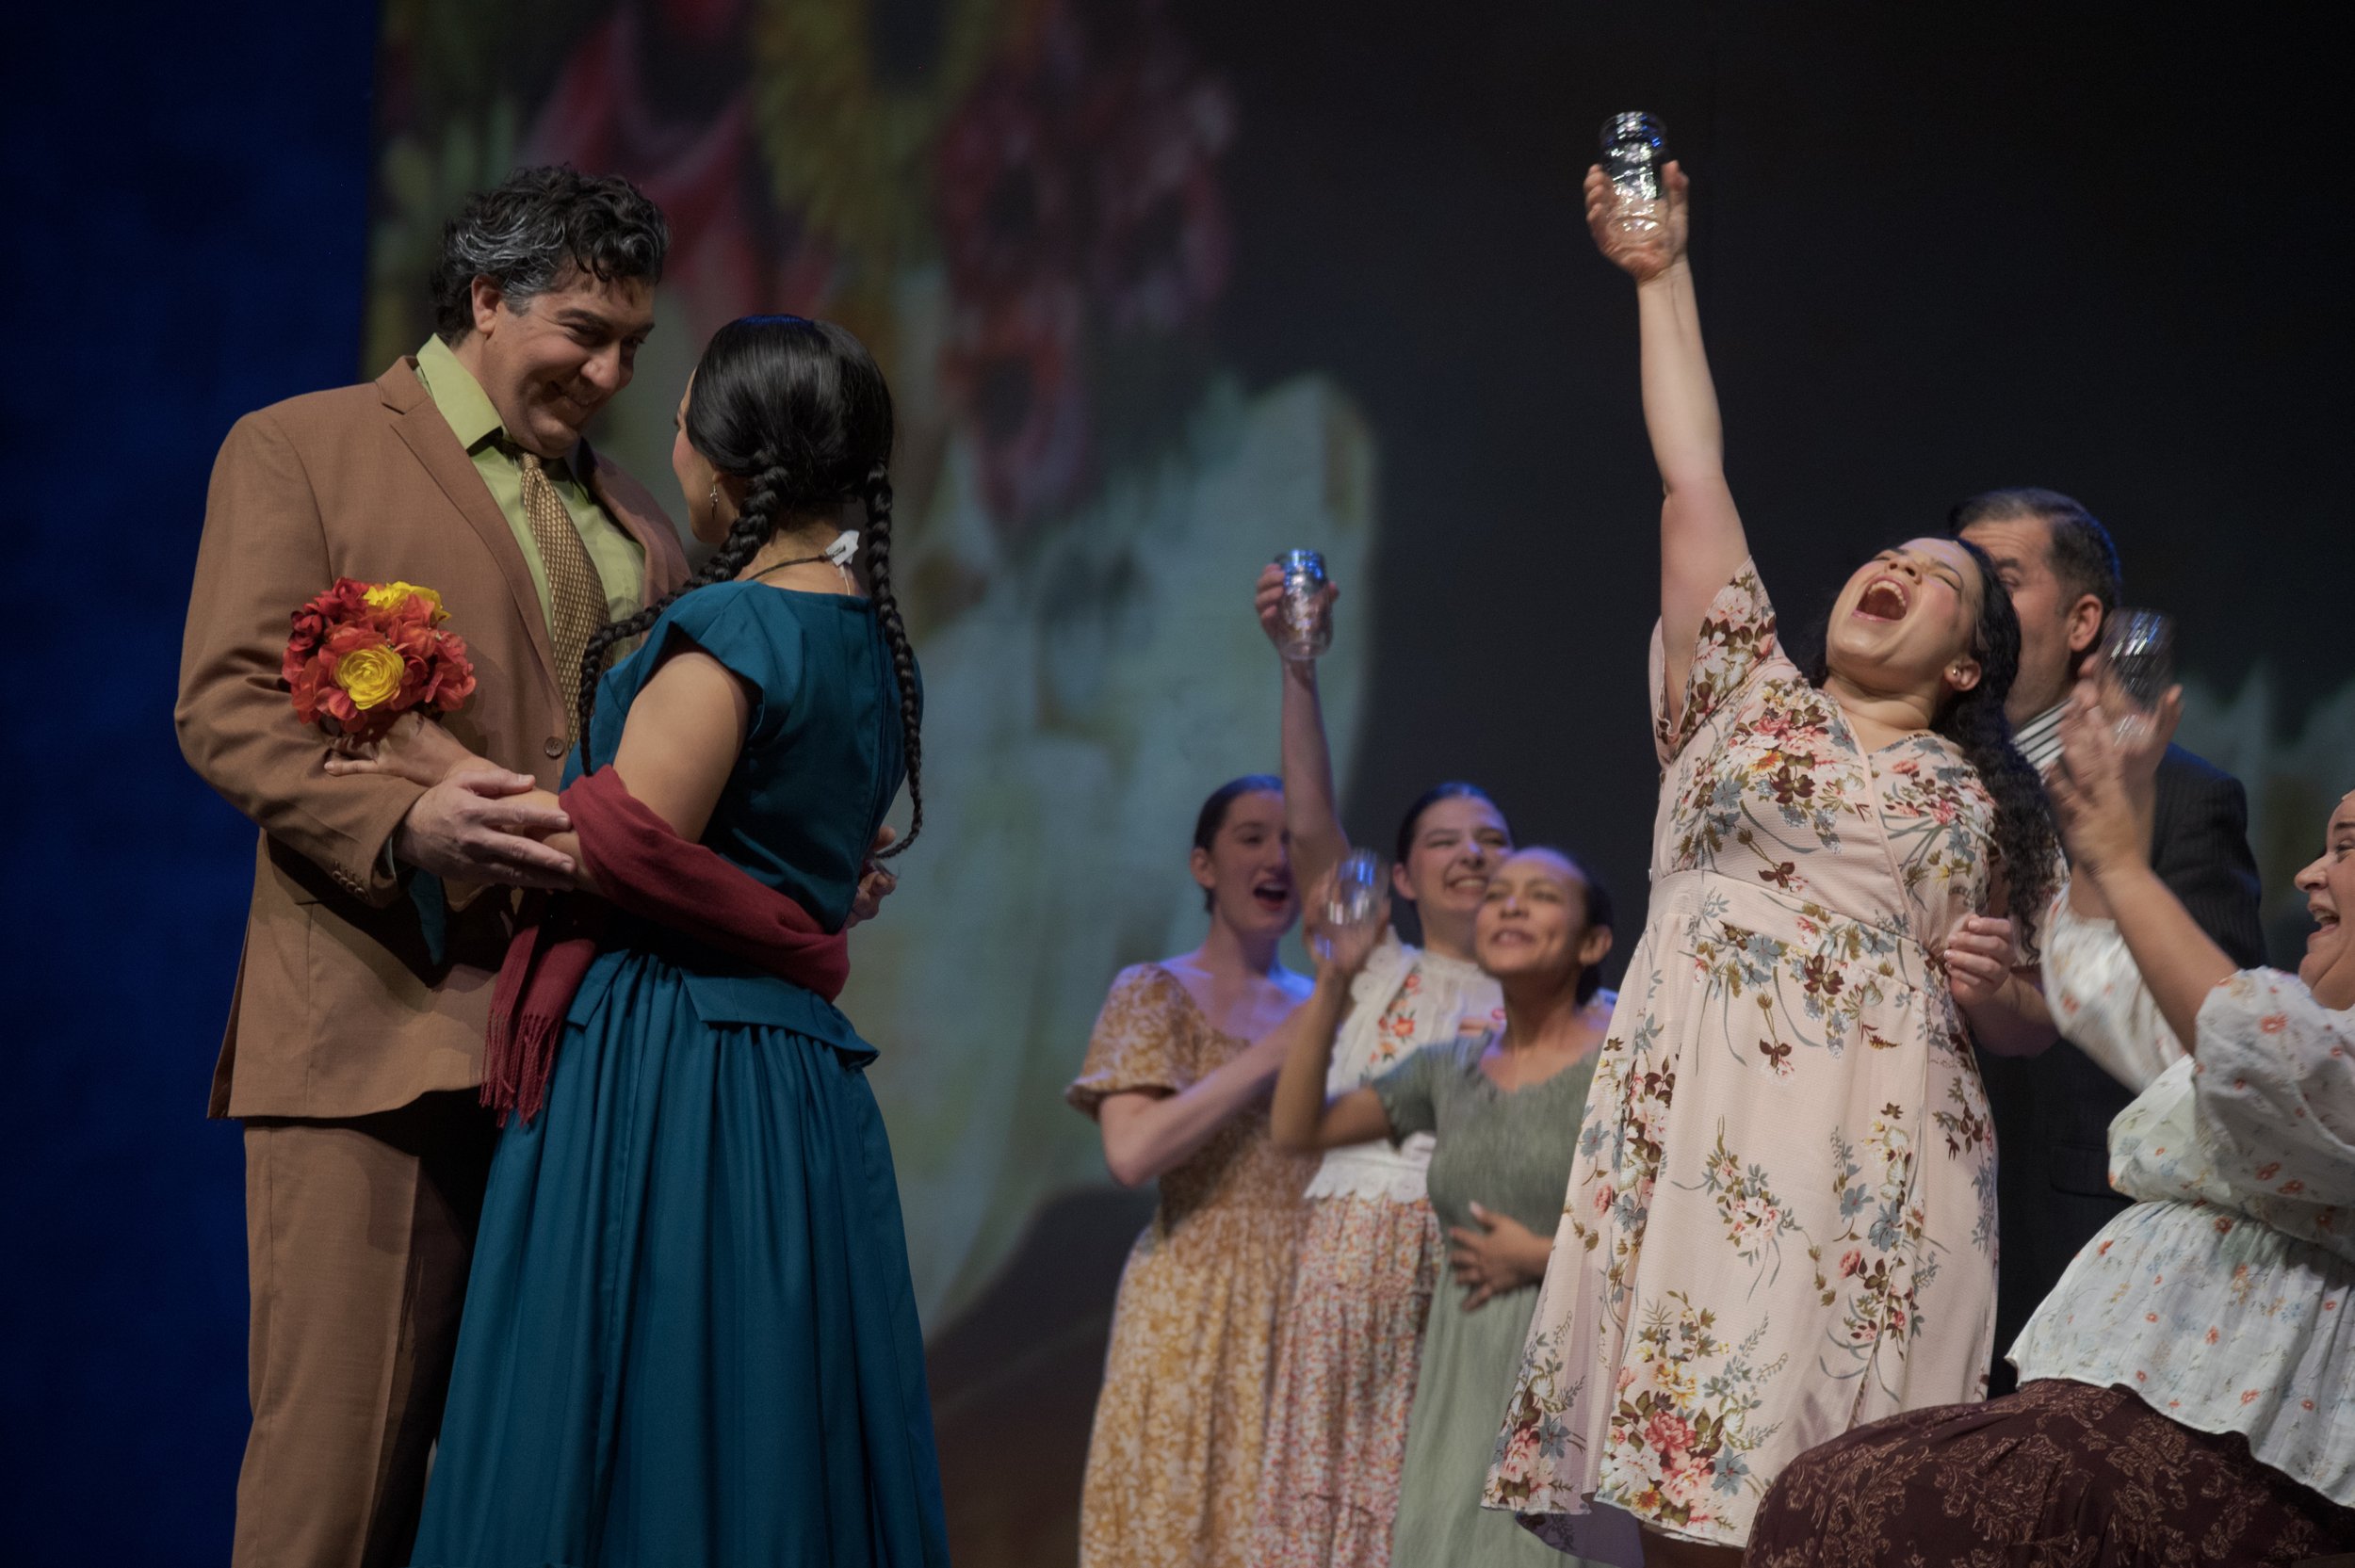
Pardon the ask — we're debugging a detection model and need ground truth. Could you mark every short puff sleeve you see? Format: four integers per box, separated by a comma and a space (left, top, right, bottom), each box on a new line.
1372, 1037, 1460, 1145
1066, 964, 1198, 1119
1650, 558, 1781, 766
579, 582, 803, 775
2194, 968, 2355, 1214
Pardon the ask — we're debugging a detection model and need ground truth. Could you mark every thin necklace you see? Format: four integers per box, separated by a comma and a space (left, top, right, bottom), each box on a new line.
746, 553, 832, 584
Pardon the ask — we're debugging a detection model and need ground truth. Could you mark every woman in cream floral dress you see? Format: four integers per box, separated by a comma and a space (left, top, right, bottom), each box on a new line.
1484, 164, 2058, 1563
1067, 776, 1320, 1567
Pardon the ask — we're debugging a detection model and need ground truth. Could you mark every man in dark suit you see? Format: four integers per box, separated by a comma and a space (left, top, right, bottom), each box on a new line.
1954, 489, 2265, 1396
177, 169, 690, 1568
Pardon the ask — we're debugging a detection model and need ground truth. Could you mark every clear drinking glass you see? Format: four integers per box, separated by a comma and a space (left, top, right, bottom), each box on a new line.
1326, 848, 1384, 931
1274, 549, 1333, 661
1313, 848, 1386, 962
1600, 112, 1669, 234
2098, 608, 2176, 747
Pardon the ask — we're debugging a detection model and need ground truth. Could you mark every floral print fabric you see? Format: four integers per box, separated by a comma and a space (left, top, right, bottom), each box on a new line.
1252, 942, 1500, 1568
2013, 909, 2355, 1506
1746, 1378, 2355, 1566
1249, 1194, 1438, 1568
1486, 561, 2004, 1553
2041, 896, 2189, 1090
1068, 964, 1317, 1567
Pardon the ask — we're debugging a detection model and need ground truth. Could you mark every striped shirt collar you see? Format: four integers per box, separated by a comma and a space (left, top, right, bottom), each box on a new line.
2014, 700, 2067, 772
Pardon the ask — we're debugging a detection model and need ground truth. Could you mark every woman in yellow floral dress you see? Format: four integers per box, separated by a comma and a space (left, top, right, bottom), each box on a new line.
1067, 776, 1321, 1566
1482, 165, 2059, 1564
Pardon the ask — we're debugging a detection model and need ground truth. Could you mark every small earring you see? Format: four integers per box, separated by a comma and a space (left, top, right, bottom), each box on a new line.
708, 479, 722, 509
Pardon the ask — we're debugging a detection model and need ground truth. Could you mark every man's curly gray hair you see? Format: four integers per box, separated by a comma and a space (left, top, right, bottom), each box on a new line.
429, 166, 669, 343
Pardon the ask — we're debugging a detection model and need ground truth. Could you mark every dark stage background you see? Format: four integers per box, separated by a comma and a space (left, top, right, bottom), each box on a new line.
7, 3, 2349, 1563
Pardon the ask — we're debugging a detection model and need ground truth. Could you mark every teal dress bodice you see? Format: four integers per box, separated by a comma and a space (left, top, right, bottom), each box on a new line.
577, 579, 906, 922
566, 581, 913, 1050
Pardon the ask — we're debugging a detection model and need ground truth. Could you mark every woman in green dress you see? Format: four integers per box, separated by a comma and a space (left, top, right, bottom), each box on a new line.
1271, 848, 1616, 1566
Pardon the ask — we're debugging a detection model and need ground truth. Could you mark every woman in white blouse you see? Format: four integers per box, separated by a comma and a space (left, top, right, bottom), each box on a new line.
1244, 562, 1516, 1568
1746, 684, 2355, 1564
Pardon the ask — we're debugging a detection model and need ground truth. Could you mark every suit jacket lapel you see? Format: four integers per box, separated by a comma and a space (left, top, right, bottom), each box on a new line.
584, 445, 684, 609
378, 360, 560, 696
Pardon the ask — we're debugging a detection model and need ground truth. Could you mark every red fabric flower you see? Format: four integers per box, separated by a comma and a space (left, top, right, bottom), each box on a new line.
283, 578, 476, 744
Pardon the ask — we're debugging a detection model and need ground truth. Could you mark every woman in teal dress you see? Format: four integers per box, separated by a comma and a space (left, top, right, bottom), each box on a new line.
334, 316, 944, 1566
1272, 849, 1616, 1567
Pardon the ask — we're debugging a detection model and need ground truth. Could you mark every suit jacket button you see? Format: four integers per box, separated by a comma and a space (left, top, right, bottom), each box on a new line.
544, 737, 565, 758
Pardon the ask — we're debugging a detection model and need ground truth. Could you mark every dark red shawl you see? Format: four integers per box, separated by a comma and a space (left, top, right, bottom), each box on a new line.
483, 767, 849, 1123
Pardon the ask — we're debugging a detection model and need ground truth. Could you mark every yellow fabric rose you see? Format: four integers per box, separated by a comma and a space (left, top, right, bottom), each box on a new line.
333, 644, 405, 710
364, 580, 447, 622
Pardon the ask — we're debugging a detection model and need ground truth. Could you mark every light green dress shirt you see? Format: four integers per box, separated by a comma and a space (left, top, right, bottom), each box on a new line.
413, 335, 645, 626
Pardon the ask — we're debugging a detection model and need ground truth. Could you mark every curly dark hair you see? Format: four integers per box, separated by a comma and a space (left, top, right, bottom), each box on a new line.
1810, 538, 2057, 950
577, 315, 923, 858
429, 166, 669, 342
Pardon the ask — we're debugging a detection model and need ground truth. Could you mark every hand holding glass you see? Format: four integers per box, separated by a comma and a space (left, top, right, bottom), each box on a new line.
1274, 550, 1333, 662
1312, 849, 1388, 963
1600, 111, 1668, 234
2097, 608, 2175, 748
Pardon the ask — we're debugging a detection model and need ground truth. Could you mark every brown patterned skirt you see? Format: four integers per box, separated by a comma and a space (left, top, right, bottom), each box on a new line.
1746, 1378, 2355, 1567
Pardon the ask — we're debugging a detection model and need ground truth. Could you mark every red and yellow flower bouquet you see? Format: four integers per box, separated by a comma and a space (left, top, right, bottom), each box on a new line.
284, 578, 477, 744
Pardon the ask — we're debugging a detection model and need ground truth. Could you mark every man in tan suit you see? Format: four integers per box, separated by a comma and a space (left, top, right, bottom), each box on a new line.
176, 168, 690, 1568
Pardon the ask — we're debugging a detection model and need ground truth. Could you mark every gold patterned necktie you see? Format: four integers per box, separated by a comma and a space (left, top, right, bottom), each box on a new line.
514, 447, 609, 739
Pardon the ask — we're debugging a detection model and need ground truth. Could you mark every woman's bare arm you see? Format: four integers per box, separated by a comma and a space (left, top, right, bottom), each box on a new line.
1254, 565, 1349, 897
1268, 975, 1394, 1151
2050, 688, 2233, 1052
1094, 1031, 1291, 1188
1585, 162, 1750, 723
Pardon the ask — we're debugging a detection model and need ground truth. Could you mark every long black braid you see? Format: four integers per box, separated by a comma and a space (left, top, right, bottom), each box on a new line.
575, 315, 924, 858
858, 461, 922, 857
1808, 538, 2057, 950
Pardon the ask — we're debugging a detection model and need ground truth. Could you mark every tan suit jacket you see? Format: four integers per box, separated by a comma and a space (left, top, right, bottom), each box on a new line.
177, 358, 690, 1121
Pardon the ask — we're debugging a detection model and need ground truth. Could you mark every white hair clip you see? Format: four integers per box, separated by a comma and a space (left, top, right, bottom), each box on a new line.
824, 529, 860, 588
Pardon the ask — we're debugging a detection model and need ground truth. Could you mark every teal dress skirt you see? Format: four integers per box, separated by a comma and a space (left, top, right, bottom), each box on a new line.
410, 583, 948, 1568
1372, 1030, 1601, 1568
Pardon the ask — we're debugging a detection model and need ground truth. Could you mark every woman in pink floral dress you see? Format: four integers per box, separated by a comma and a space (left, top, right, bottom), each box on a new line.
1482, 164, 2059, 1564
